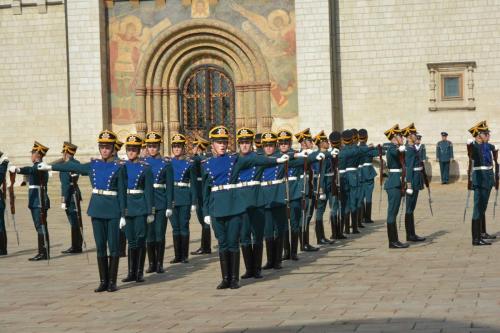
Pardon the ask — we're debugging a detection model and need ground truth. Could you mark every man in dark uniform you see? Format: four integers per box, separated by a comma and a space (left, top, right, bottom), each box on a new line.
0, 151, 9, 255
114, 140, 127, 258
39, 130, 127, 291
415, 134, 427, 161
328, 131, 345, 240
10, 142, 51, 261
59, 142, 83, 254
436, 132, 453, 184
358, 129, 379, 225
191, 136, 212, 256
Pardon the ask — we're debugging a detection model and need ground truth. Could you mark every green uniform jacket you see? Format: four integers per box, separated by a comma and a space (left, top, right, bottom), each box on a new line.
405, 144, 424, 190
59, 157, 81, 212
0, 160, 7, 212
436, 140, 454, 161
338, 144, 359, 189
18, 163, 50, 209
471, 142, 495, 190
171, 157, 197, 207
384, 143, 403, 190
358, 143, 378, 181
144, 155, 174, 211
125, 160, 154, 217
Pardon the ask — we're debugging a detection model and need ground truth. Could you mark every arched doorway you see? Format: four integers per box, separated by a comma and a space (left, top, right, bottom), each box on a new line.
180, 65, 236, 149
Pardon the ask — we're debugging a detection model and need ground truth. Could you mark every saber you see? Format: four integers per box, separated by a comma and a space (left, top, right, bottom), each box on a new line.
284, 159, 291, 225
427, 187, 434, 217
378, 144, 384, 214
37, 170, 50, 264
399, 194, 406, 230
421, 161, 433, 217
463, 190, 471, 223
314, 158, 324, 221
398, 149, 407, 230
464, 142, 474, 223
494, 191, 498, 219
300, 157, 308, 246
8, 172, 20, 245
493, 149, 499, 221
71, 175, 89, 263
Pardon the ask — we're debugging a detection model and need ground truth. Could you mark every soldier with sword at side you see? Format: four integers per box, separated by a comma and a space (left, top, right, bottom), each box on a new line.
0, 151, 10, 255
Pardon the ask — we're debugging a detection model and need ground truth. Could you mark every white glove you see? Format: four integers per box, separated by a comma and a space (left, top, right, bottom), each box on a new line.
165, 209, 173, 218
327, 147, 333, 152
119, 217, 126, 229
277, 154, 289, 164
147, 214, 155, 224
0, 155, 8, 164
191, 205, 196, 212
467, 138, 474, 144
204, 216, 211, 225
306, 149, 314, 155
61, 203, 66, 210
331, 148, 340, 156
316, 152, 325, 161
319, 193, 326, 200
398, 146, 406, 152
9, 165, 20, 173
406, 188, 413, 195
37, 162, 52, 171
296, 151, 308, 158
493, 144, 498, 151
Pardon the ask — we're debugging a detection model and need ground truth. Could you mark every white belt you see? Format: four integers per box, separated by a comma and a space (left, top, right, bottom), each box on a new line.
346, 167, 357, 171
389, 169, 402, 173
339, 170, 346, 174
211, 184, 236, 192
358, 165, 363, 169
413, 167, 423, 171
197, 177, 202, 181
153, 184, 166, 189
288, 175, 305, 181
260, 179, 284, 187
473, 166, 493, 171
174, 182, 190, 188
92, 189, 118, 196
235, 181, 261, 188
325, 173, 334, 177
29, 185, 41, 189
127, 189, 144, 194
362, 163, 373, 167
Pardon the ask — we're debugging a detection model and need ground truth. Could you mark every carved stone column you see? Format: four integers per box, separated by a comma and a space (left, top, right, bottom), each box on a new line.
135, 87, 147, 137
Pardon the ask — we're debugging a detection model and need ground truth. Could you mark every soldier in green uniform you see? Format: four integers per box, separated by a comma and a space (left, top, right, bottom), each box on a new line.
0, 152, 9, 255
467, 121, 497, 245
114, 140, 127, 258
351, 128, 365, 230
328, 131, 346, 240
254, 133, 264, 154
39, 130, 127, 291
191, 136, 213, 256
59, 142, 83, 254
10, 142, 51, 261
383, 125, 409, 249
121, 134, 154, 283
169, 133, 197, 264
415, 134, 427, 161
401, 124, 426, 242
202, 126, 289, 289
436, 132, 453, 184
144, 131, 174, 274
358, 129, 379, 225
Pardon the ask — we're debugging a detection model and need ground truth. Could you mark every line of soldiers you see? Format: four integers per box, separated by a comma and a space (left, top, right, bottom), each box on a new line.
1, 120, 497, 291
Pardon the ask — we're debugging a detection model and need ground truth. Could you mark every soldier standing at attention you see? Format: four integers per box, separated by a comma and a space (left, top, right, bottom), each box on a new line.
436, 132, 453, 184
401, 124, 426, 242
328, 131, 346, 240
415, 134, 427, 161
190, 136, 212, 256
169, 133, 197, 264
114, 140, 127, 258
121, 134, 154, 283
38, 130, 127, 291
143, 131, 174, 274
59, 142, 83, 254
0, 152, 9, 255
9, 142, 51, 261
358, 129, 378, 225
383, 125, 409, 249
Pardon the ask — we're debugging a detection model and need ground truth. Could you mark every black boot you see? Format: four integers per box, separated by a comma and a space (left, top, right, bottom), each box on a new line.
351, 211, 360, 234
283, 231, 291, 260
29, 234, 43, 261
192, 228, 212, 255
473, 219, 491, 246
216, 251, 230, 289
136, 246, 146, 282
357, 207, 365, 228
240, 245, 254, 279
330, 215, 336, 240
31, 233, 49, 261
364, 202, 374, 223
156, 241, 165, 273
319, 222, 334, 244
94, 256, 109, 292
290, 231, 299, 261
253, 243, 263, 278
107, 256, 120, 292
119, 231, 126, 258
263, 238, 274, 269
344, 214, 351, 234
388, 223, 409, 249
146, 242, 157, 273
181, 235, 190, 263
122, 248, 137, 282
302, 229, 319, 252
481, 215, 496, 239
274, 236, 283, 269
407, 214, 425, 242
0, 231, 7, 255
170, 235, 182, 264
229, 251, 240, 289
62, 226, 81, 254
337, 215, 347, 239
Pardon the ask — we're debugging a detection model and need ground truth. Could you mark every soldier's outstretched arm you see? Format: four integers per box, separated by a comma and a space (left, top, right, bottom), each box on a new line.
51, 161, 91, 176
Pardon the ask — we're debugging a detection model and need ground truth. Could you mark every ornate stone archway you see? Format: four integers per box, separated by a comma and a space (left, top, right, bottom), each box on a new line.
135, 19, 272, 149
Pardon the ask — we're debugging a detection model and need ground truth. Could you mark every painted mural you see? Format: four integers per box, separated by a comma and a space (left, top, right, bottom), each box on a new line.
106, 0, 298, 136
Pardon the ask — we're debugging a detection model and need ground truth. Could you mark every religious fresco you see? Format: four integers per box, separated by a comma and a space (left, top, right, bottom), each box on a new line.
106, 0, 298, 136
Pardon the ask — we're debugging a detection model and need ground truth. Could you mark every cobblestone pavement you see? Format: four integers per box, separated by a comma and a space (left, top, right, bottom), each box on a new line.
1, 181, 500, 333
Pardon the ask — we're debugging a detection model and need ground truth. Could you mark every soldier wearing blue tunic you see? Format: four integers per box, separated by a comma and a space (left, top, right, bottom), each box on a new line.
39, 130, 127, 291
121, 134, 154, 283
10, 141, 51, 261
436, 132, 454, 184
467, 121, 497, 245
383, 125, 409, 249
114, 140, 127, 258
401, 124, 426, 242
59, 142, 83, 254
0, 152, 9, 255
169, 133, 197, 264
190, 136, 212, 256
143, 131, 174, 274
358, 129, 379, 225
202, 126, 289, 289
